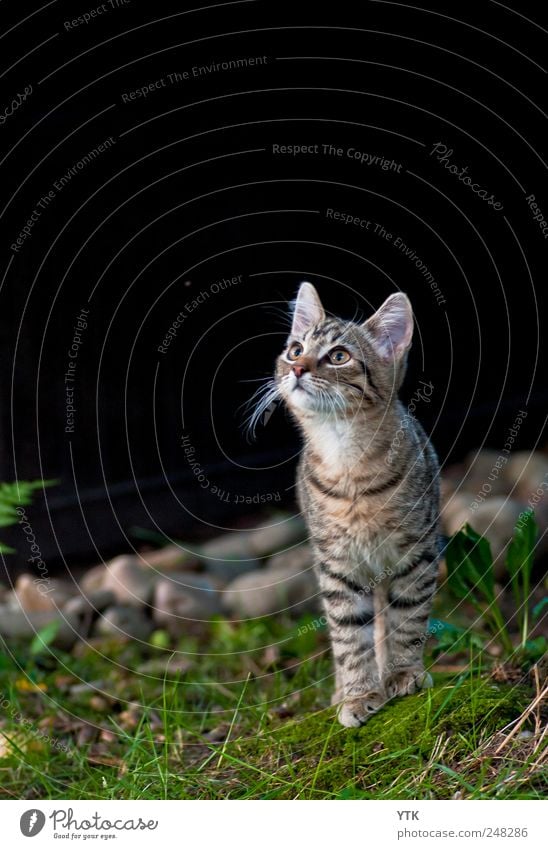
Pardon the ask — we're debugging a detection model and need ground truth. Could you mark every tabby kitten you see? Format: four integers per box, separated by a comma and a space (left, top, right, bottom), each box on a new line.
275, 282, 440, 727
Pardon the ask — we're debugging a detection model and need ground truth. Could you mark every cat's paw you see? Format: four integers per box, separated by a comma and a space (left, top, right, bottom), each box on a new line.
385, 668, 433, 700
337, 691, 386, 727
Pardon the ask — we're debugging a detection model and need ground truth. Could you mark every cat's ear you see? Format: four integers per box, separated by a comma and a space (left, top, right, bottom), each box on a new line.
290, 281, 325, 336
363, 293, 413, 360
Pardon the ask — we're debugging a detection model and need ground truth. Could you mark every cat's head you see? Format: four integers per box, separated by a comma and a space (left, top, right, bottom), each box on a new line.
275, 281, 413, 419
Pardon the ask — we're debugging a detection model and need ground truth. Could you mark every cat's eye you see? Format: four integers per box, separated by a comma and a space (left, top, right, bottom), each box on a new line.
329, 348, 351, 365
287, 342, 304, 360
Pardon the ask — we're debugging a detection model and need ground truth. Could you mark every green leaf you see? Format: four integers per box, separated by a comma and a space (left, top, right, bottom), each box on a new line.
446, 525, 495, 604
506, 510, 536, 598
0, 479, 57, 555
532, 597, 548, 622
30, 620, 60, 655
521, 635, 547, 663
431, 620, 485, 658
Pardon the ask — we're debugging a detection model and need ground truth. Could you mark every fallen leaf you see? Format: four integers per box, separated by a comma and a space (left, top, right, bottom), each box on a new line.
16, 679, 47, 693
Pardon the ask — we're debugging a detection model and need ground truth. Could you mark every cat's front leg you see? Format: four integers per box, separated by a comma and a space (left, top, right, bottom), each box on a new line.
318, 562, 386, 727
383, 555, 438, 699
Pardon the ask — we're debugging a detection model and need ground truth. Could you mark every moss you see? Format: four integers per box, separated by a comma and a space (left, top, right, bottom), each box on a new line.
234, 677, 531, 798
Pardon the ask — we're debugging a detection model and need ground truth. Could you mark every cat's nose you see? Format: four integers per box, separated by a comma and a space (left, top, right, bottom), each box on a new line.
292, 365, 307, 378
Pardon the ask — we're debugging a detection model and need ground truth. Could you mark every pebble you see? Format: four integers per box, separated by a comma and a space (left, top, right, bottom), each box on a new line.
222, 551, 317, 618
95, 604, 153, 641
69, 680, 106, 697
246, 514, 307, 557
266, 543, 312, 572
14, 574, 74, 613
463, 450, 509, 498
440, 492, 475, 534
152, 573, 222, 636
63, 589, 116, 618
137, 657, 192, 676
140, 544, 201, 573
80, 565, 106, 593
0, 606, 79, 650
199, 556, 262, 584
503, 451, 548, 496
199, 514, 306, 562
89, 696, 110, 712
517, 729, 533, 740
101, 556, 156, 607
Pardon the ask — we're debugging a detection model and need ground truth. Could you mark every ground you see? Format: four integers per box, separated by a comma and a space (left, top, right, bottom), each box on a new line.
0, 613, 545, 800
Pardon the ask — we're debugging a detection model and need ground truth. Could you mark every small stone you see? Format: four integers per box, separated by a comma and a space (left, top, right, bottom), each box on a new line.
100, 729, 117, 743
119, 708, 140, 729
463, 450, 509, 498
503, 451, 548, 496
14, 574, 74, 613
89, 696, 109, 712
69, 680, 106, 697
152, 573, 222, 636
197, 514, 306, 565
0, 606, 79, 650
266, 543, 312, 572
76, 724, 97, 747
140, 544, 201, 573
440, 492, 475, 535
198, 534, 252, 562
517, 729, 533, 740
102, 556, 156, 607
201, 556, 262, 584
246, 514, 307, 557
223, 555, 318, 618
95, 605, 153, 641
63, 589, 116, 618
80, 565, 106, 593
137, 656, 192, 677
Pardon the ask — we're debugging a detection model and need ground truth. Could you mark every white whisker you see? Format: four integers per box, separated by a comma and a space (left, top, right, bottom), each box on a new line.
242, 377, 285, 440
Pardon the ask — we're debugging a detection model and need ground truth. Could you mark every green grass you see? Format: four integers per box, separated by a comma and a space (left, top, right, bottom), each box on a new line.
0, 614, 544, 800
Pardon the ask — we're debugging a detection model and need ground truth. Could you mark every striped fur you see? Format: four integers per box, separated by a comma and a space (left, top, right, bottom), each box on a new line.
276, 282, 440, 727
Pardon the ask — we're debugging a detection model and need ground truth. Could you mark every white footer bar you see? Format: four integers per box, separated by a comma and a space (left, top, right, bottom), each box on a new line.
1, 799, 545, 848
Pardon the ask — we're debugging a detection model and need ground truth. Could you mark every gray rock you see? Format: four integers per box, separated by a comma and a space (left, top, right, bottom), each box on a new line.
246, 514, 307, 557
137, 657, 192, 677
69, 680, 107, 697
80, 565, 107, 593
199, 515, 307, 563
267, 543, 313, 572
517, 730, 534, 740
14, 573, 75, 613
63, 589, 116, 618
223, 554, 318, 618
463, 449, 509, 498
198, 534, 253, 562
152, 573, 222, 636
95, 605, 153, 641
101, 555, 156, 607
141, 544, 201, 573
202, 556, 263, 584
0, 605, 80, 650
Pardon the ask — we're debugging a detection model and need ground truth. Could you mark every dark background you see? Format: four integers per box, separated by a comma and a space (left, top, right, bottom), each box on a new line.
0, 0, 546, 570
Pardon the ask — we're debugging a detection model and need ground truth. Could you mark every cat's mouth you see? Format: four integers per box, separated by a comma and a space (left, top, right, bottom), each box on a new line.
290, 374, 314, 397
